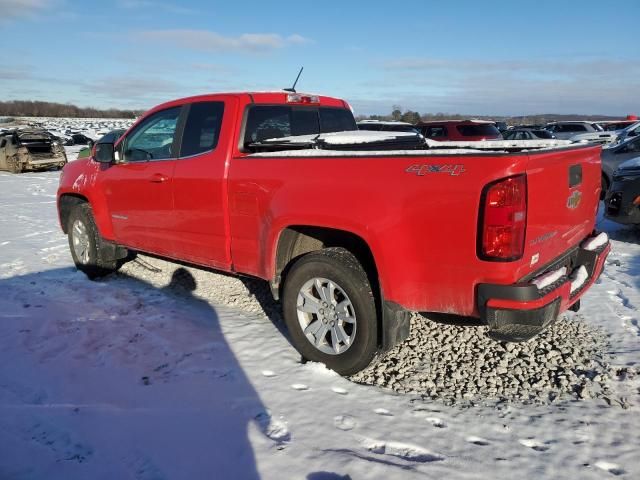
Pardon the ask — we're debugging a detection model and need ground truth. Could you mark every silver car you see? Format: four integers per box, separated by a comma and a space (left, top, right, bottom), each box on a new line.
610, 121, 640, 146
545, 121, 603, 140
601, 135, 640, 194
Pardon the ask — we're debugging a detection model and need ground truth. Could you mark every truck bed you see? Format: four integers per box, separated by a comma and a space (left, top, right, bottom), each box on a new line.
233, 134, 602, 317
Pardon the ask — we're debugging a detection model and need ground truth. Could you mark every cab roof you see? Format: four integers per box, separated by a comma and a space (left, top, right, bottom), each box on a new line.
148, 91, 349, 113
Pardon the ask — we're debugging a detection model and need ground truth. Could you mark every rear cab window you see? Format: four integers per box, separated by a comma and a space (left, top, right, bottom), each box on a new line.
242, 106, 356, 150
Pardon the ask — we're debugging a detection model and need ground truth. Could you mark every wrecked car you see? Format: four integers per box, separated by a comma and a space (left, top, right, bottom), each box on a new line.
0, 129, 67, 173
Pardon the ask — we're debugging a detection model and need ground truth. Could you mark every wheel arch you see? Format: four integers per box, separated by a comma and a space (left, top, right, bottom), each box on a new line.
272, 225, 411, 352
58, 193, 89, 234
271, 226, 378, 301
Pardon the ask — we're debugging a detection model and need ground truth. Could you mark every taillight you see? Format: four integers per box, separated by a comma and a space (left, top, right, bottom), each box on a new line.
478, 174, 527, 261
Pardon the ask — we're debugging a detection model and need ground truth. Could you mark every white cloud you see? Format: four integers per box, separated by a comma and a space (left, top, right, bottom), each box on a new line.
83, 76, 183, 100
0, 0, 54, 22
116, 0, 196, 15
134, 29, 313, 53
0, 66, 32, 80
352, 56, 640, 116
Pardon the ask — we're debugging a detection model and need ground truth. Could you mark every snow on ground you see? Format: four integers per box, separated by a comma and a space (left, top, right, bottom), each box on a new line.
0, 168, 639, 479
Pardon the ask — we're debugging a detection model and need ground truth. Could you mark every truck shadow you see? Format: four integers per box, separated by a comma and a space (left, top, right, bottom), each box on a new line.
0, 266, 272, 479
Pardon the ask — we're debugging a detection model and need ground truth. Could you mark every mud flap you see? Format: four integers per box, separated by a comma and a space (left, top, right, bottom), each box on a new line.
380, 300, 411, 351
98, 240, 129, 263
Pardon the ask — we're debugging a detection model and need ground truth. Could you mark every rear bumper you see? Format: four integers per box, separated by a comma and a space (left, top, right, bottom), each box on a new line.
477, 232, 611, 342
24, 158, 67, 170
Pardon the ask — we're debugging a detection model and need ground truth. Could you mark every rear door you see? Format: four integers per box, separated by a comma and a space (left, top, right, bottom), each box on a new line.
170, 98, 233, 269
523, 145, 601, 270
102, 106, 183, 255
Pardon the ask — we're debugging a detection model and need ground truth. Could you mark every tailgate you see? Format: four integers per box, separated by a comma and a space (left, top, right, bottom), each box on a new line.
523, 145, 601, 273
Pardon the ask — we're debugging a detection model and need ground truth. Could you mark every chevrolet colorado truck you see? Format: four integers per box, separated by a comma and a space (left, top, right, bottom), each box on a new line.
57, 92, 610, 375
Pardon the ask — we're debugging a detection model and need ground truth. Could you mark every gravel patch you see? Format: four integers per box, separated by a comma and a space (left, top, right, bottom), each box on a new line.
120, 255, 612, 405
351, 314, 611, 405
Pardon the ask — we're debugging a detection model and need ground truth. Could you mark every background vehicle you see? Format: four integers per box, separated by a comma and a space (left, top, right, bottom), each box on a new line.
601, 135, 640, 194
77, 129, 126, 159
65, 133, 95, 146
599, 120, 637, 131
57, 92, 608, 375
605, 157, 640, 225
357, 120, 420, 133
493, 121, 508, 133
545, 121, 603, 140
0, 129, 67, 172
416, 120, 502, 141
610, 121, 640, 146
503, 128, 556, 140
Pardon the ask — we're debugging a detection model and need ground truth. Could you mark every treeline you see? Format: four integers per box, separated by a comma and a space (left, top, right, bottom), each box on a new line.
357, 105, 624, 125
0, 100, 141, 119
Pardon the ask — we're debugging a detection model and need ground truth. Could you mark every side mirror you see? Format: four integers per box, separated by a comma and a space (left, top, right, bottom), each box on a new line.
94, 142, 115, 163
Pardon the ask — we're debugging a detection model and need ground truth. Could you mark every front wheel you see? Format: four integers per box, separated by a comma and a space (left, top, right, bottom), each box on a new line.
67, 203, 120, 279
282, 247, 379, 376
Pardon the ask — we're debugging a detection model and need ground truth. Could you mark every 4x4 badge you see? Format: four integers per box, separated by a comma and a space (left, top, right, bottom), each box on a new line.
567, 190, 582, 209
406, 164, 465, 176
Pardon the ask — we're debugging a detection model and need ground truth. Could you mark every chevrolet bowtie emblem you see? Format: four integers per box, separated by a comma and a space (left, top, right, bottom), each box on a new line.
567, 190, 582, 209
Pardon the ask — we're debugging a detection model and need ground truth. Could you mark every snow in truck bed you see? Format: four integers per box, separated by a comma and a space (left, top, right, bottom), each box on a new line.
250, 130, 575, 157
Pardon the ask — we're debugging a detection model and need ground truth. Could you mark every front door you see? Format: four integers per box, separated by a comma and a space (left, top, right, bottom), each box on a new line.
101, 106, 183, 256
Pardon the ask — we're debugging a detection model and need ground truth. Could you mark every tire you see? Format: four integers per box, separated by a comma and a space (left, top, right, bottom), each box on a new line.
67, 203, 119, 279
9, 157, 22, 174
282, 247, 379, 376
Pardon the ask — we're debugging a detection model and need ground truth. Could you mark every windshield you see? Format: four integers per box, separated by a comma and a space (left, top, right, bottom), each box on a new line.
243, 106, 356, 148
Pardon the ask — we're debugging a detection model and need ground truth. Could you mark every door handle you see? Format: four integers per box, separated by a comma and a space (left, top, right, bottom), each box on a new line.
149, 173, 168, 183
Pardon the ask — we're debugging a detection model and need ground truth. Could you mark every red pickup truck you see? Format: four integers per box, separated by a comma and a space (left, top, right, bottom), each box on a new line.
57, 92, 610, 375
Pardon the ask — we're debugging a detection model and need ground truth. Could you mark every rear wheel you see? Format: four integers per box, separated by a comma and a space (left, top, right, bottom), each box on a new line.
67, 203, 121, 279
282, 247, 379, 376
8, 156, 22, 174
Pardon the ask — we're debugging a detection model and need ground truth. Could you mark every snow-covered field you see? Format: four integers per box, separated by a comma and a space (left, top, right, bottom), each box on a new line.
0, 117, 135, 145
0, 159, 639, 479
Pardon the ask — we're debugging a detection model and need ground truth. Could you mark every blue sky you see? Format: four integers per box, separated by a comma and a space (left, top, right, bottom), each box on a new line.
1, 0, 639, 116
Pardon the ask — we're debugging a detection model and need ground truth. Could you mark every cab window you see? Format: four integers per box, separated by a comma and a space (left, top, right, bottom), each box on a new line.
180, 101, 225, 157
243, 106, 356, 149
123, 107, 181, 162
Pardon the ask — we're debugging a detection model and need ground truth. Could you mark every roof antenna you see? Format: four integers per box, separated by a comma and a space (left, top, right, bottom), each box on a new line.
283, 66, 304, 93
